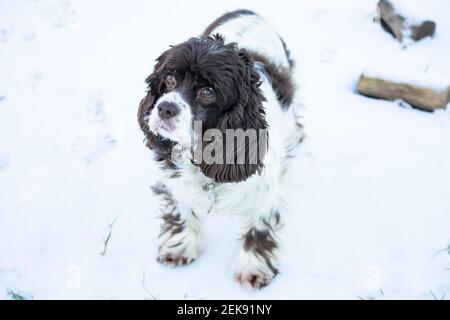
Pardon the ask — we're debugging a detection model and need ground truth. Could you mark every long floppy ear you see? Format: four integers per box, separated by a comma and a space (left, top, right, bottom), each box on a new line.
200, 49, 268, 183
137, 50, 176, 155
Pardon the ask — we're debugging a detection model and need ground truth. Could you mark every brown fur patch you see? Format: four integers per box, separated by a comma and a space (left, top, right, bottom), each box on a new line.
152, 183, 185, 237
251, 51, 296, 108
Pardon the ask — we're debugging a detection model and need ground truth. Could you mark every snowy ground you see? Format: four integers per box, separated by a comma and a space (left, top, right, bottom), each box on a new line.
0, 0, 449, 300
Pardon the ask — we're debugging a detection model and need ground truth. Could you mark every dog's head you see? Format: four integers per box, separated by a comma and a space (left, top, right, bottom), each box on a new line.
138, 35, 267, 183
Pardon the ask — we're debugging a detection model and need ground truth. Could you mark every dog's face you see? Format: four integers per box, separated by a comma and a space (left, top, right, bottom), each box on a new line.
138, 36, 267, 183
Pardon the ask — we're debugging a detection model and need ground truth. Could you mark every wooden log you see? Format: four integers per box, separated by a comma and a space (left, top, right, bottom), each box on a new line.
378, 0, 405, 42
377, 0, 436, 43
410, 20, 436, 42
357, 74, 450, 112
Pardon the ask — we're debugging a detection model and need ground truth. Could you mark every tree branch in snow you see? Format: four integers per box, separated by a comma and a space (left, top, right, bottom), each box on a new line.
7, 289, 32, 300
141, 273, 160, 300
432, 241, 450, 258
429, 290, 446, 300
100, 217, 118, 256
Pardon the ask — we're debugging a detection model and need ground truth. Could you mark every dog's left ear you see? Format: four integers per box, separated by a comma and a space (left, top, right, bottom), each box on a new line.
137, 49, 176, 153
200, 49, 268, 183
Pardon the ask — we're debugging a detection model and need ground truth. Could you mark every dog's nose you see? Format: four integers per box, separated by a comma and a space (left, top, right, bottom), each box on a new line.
157, 102, 180, 120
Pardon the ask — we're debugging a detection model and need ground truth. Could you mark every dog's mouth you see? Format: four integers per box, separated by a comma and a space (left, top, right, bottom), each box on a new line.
148, 114, 191, 146
157, 119, 176, 132
150, 118, 176, 137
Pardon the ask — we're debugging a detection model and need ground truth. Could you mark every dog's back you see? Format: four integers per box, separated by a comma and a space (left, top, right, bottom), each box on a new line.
203, 10, 292, 70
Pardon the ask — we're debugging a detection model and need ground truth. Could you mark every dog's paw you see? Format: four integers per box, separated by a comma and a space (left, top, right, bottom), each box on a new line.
157, 251, 196, 266
234, 269, 275, 289
233, 251, 278, 289
157, 229, 203, 267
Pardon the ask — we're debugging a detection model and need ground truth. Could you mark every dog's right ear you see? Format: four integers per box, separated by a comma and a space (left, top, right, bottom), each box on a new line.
199, 48, 268, 184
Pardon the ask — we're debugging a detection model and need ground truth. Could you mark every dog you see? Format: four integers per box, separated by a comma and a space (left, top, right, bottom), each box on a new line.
138, 9, 303, 289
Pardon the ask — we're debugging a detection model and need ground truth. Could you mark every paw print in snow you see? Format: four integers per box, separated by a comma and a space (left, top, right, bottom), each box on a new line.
39, 0, 80, 30
72, 94, 117, 166
0, 155, 12, 174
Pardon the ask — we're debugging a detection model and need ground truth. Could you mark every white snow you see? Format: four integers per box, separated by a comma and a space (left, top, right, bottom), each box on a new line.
1, 0, 449, 300
362, 64, 450, 92
388, 0, 432, 25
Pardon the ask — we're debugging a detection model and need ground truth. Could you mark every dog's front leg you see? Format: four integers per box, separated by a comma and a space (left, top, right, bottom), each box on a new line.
234, 209, 282, 289
152, 182, 204, 266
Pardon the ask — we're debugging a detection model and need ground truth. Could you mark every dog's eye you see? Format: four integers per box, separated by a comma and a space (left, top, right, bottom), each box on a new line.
165, 74, 176, 88
198, 87, 215, 102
